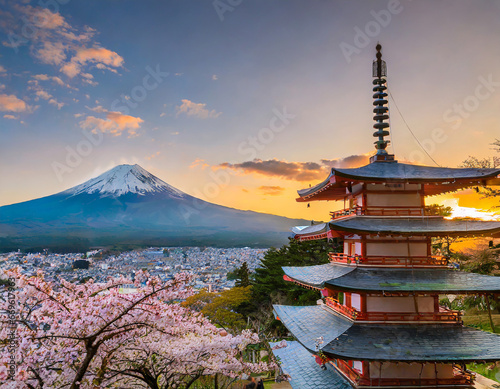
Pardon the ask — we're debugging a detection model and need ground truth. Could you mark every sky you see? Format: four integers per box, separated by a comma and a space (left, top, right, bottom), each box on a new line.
0, 0, 499, 221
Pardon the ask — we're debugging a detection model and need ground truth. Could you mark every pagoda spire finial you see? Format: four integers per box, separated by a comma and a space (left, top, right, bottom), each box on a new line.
370, 43, 395, 163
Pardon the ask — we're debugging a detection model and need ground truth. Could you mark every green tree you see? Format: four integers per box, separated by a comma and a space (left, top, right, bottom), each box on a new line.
458, 247, 500, 275
182, 286, 253, 331
460, 140, 500, 202
425, 204, 453, 216
235, 262, 251, 287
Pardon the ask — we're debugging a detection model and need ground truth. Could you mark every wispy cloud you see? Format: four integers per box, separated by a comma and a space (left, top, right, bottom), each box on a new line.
176, 99, 221, 119
190, 158, 209, 170
146, 151, 161, 160
258, 185, 285, 196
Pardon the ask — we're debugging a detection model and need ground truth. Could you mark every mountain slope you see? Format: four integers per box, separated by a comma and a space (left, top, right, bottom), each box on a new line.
0, 165, 307, 251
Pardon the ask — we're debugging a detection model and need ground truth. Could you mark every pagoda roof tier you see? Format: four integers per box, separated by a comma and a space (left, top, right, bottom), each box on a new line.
283, 263, 500, 293
297, 162, 500, 202
291, 223, 340, 241
269, 341, 352, 389
273, 305, 354, 350
330, 216, 500, 236
293, 217, 500, 239
283, 263, 355, 289
274, 305, 500, 362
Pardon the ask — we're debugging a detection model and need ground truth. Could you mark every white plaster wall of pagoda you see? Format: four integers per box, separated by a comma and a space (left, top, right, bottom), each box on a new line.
367, 183, 422, 192
366, 192, 422, 207
366, 242, 428, 257
369, 362, 454, 379
351, 293, 362, 310
366, 296, 434, 313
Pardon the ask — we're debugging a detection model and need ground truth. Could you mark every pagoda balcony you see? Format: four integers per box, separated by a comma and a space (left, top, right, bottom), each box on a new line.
325, 297, 358, 320
330, 206, 363, 220
330, 206, 425, 220
325, 297, 461, 323
333, 360, 474, 388
328, 253, 449, 268
355, 307, 462, 323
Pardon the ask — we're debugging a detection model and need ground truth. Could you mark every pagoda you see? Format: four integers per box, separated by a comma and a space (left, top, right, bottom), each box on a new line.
270, 44, 500, 389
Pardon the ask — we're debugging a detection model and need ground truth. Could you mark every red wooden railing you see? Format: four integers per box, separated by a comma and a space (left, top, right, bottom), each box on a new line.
355, 309, 461, 323
325, 297, 358, 320
330, 206, 363, 219
329, 206, 427, 219
334, 360, 473, 387
357, 376, 473, 387
364, 207, 424, 216
328, 253, 448, 267
325, 295, 460, 323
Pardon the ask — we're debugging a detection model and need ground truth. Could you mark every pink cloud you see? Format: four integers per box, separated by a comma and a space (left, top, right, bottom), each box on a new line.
176, 99, 221, 119
0, 94, 28, 112
35, 89, 52, 100
36, 41, 67, 66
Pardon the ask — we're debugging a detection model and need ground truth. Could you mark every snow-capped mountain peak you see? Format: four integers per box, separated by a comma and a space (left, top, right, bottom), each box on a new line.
63, 164, 186, 198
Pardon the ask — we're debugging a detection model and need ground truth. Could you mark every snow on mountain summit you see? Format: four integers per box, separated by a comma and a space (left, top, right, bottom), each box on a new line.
63, 164, 186, 198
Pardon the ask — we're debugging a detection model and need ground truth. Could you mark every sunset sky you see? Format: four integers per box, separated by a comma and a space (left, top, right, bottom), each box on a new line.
0, 0, 499, 221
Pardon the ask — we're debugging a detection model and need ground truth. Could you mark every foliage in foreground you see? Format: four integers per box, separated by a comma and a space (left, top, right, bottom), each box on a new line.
181, 286, 253, 331
0, 269, 270, 389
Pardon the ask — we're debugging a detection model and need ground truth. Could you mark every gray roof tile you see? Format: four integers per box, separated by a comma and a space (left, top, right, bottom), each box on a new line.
273, 305, 353, 350
275, 304, 500, 362
270, 340, 352, 389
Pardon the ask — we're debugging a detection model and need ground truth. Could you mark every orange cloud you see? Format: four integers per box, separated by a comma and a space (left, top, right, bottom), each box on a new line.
36, 41, 67, 65
258, 186, 286, 196
216, 159, 327, 182
146, 151, 161, 160
321, 154, 371, 168
3, 114, 18, 120
61, 47, 124, 78
176, 99, 221, 119
0, 94, 28, 112
79, 111, 143, 137
190, 158, 209, 170
28, 6, 69, 30
73, 47, 124, 67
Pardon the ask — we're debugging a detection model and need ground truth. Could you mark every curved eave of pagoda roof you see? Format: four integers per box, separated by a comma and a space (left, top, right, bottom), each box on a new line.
273, 305, 354, 351
283, 263, 356, 289
322, 323, 500, 362
330, 216, 500, 237
283, 263, 500, 293
275, 304, 500, 363
269, 341, 352, 389
296, 163, 500, 201
325, 267, 500, 294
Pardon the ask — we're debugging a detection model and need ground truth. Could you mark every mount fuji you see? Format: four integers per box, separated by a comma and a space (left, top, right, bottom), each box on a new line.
0, 165, 307, 251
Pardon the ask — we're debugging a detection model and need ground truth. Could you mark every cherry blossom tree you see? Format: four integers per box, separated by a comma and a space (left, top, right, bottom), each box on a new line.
0, 268, 270, 388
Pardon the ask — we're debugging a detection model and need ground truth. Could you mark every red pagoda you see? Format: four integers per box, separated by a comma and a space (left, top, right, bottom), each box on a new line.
270, 44, 500, 389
